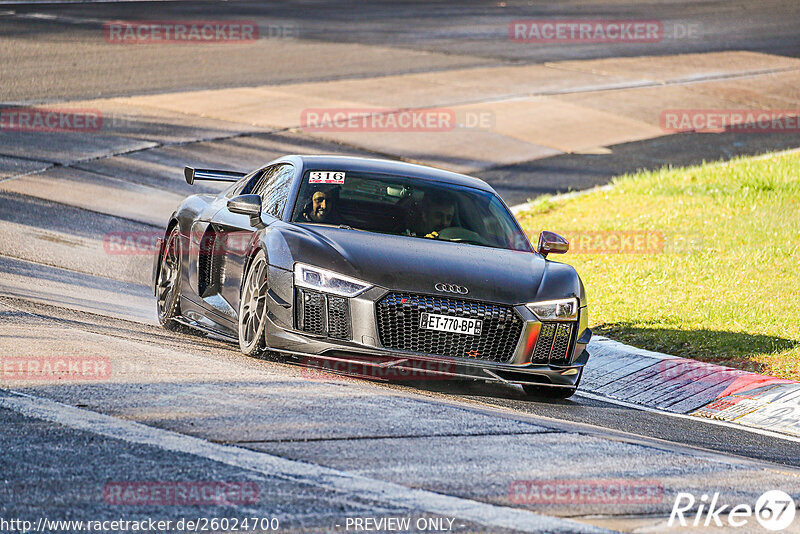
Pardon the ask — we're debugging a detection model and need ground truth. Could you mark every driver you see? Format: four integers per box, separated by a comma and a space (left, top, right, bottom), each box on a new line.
406, 190, 457, 238
301, 187, 342, 224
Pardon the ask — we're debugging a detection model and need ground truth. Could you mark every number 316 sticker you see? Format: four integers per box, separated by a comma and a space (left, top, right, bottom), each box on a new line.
309, 171, 345, 184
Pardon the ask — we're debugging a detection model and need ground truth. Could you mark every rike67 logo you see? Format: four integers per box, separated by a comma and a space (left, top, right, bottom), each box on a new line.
669, 490, 796, 531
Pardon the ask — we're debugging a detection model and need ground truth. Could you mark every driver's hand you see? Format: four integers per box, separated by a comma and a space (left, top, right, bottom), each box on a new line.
425, 231, 439, 239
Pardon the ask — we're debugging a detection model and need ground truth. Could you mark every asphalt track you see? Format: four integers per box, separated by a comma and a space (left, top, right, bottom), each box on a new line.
3, 0, 800, 103
1, 1, 800, 532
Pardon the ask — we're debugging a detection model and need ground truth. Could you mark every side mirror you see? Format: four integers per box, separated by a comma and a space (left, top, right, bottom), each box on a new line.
537, 230, 569, 257
227, 194, 264, 228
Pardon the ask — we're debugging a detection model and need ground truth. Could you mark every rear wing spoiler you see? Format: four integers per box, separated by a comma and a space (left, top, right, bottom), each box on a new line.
184, 166, 246, 185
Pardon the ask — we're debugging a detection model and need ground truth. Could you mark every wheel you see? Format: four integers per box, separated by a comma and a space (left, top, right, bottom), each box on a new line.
156, 226, 183, 331
238, 250, 269, 356
522, 384, 577, 399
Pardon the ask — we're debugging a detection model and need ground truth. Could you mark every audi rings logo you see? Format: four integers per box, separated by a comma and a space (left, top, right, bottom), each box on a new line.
434, 283, 469, 294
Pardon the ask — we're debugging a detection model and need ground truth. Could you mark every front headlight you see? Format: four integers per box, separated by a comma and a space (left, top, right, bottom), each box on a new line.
293, 263, 372, 297
526, 297, 578, 322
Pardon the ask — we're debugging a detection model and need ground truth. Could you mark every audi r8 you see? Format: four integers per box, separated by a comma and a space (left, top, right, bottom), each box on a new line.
153, 155, 591, 398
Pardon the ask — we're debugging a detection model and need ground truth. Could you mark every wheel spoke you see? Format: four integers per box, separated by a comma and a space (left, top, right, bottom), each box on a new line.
249, 266, 259, 291
246, 315, 256, 339
240, 256, 270, 349
157, 231, 182, 322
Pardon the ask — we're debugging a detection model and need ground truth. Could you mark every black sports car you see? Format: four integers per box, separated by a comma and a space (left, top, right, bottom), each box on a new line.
153, 155, 590, 398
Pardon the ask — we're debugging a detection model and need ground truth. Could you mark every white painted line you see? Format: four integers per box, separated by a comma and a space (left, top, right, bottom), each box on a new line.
588, 335, 676, 361
576, 390, 800, 445
511, 184, 613, 215
0, 389, 611, 534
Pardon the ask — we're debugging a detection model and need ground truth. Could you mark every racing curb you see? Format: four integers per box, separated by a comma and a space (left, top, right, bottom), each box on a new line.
583, 336, 800, 438
510, 148, 800, 440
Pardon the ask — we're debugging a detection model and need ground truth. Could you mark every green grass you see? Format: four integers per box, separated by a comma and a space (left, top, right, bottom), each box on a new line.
517, 151, 800, 380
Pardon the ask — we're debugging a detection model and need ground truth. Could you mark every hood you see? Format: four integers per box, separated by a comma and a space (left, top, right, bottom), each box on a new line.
276, 224, 582, 305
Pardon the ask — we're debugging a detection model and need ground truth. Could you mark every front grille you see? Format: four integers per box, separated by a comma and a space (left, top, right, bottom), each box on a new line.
532, 322, 575, 364
376, 292, 523, 363
531, 323, 556, 363
296, 289, 350, 340
326, 296, 350, 339
298, 289, 325, 335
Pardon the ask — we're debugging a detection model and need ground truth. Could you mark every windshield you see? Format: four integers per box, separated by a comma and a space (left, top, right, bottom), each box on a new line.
290, 170, 532, 252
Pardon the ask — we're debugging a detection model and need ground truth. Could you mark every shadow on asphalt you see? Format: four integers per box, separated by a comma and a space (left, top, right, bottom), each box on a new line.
477, 129, 800, 205
393, 378, 579, 405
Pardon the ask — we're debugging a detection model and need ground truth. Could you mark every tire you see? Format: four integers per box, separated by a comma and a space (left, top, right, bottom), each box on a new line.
238, 250, 269, 356
156, 226, 183, 331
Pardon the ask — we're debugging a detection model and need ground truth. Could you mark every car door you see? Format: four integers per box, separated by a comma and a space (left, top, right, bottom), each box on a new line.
186, 169, 262, 304
208, 163, 295, 322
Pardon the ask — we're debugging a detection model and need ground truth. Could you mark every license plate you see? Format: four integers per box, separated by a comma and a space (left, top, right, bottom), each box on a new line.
420, 313, 482, 336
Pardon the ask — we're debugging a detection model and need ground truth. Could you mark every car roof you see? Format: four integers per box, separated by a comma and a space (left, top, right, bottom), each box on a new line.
279, 155, 495, 193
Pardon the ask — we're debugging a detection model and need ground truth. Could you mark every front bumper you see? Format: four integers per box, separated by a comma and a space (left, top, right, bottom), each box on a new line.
264, 283, 591, 388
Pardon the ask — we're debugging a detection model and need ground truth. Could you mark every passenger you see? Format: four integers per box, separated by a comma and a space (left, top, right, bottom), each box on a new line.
301, 188, 343, 224
406, 190, 457, 238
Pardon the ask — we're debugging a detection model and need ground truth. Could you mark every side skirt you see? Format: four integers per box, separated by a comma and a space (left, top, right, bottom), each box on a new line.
173, 316, 239, 344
